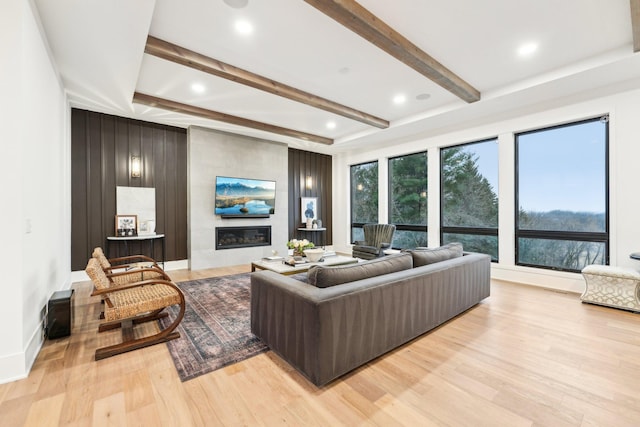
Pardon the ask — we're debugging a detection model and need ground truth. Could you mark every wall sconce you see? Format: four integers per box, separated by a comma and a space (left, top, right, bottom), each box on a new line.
130, 156, 141, 178
305, 175, 313, 190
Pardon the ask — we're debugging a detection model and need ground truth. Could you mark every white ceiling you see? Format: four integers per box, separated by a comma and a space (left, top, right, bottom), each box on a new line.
34, 0, 640, 154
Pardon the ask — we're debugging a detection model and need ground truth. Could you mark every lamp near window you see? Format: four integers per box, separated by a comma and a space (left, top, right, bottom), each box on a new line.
305, 175, 313, 190
130, 156, 141, 178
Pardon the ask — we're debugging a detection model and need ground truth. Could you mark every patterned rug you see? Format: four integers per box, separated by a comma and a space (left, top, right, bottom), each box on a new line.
159, 272, 267, 382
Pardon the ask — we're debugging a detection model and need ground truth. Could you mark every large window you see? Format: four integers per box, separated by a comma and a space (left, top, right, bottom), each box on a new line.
441, 139, 499, 260
350, 161, 378, 242
388, 152, 428, 248
515, 117, 609, 272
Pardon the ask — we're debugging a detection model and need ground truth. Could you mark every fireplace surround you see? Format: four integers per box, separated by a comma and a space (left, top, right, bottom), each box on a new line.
216, 226, 272, 250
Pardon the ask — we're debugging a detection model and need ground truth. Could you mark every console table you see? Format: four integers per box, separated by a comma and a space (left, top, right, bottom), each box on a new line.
106, 234, 166, 267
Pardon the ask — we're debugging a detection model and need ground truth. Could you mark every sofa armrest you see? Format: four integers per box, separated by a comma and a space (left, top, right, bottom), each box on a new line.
251, 272, 323, 381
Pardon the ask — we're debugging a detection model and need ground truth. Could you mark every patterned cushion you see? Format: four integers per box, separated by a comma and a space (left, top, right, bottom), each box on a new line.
405, 243, 463, 267
308, 252, 413, 288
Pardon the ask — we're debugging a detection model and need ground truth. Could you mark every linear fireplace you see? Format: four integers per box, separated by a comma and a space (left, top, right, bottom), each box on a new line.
216, 226, 272, 250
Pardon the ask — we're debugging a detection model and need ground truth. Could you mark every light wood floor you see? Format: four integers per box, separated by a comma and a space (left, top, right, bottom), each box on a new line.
2, 265, 640, 426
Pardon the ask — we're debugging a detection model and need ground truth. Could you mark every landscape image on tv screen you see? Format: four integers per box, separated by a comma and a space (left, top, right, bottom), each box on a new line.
215, 176, 276, 216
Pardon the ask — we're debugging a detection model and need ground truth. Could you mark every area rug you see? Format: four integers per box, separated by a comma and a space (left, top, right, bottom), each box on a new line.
159, 272, 267, 382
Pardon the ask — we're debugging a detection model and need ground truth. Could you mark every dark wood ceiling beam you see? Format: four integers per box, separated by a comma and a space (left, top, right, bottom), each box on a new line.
304, 0, 481, 103
133, 92, 333, 145
145, 36, 389, 129
632, 0, 640, 52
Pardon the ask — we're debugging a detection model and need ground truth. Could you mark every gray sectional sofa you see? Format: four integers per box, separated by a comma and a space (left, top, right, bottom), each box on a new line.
250, 245, 491, 386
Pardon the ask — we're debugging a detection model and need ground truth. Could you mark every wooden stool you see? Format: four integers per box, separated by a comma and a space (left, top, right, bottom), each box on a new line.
581, 265, 640, 312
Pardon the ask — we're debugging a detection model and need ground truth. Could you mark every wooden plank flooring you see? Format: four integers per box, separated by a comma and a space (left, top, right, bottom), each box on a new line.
2, 265, 640, 426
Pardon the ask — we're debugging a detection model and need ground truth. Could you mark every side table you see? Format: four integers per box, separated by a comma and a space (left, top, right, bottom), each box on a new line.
297, 227, 327, 247
106, 234, 166, 267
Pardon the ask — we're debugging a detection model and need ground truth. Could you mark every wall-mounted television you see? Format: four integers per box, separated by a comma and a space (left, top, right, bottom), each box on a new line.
215, 176, 276, 218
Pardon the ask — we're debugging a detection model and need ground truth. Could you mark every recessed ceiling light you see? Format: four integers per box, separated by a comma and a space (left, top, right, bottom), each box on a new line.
393, 94, 407, 105
517, 42, 538, 57
223, 0, 248, 9
234, 20, 253, 35
326, 121, 336, 129
416, 93, 431, 101
191, 83, 206, 94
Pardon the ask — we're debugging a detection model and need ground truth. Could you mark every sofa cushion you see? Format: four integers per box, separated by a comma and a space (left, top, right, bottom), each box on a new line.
406, 242, 463, 267
307, 252, 413, 288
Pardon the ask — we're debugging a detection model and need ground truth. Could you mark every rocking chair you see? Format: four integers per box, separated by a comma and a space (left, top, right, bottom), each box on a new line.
85, 257, 185, 360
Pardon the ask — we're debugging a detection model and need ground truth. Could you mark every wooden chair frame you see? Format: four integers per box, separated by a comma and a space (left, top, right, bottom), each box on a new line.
91, 279, 185, 360
85, 258, 185, 360
92, 247, 161, 273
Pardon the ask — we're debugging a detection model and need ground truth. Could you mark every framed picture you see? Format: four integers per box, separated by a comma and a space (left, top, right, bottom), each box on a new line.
301, 197, 317, 222
115, 214, 137, 237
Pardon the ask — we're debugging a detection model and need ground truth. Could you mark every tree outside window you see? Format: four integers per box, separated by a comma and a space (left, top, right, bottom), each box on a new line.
515, 117, 609, 271
441, 139, 499, 260
388, 152, 427, 248
350, 161, 378, 242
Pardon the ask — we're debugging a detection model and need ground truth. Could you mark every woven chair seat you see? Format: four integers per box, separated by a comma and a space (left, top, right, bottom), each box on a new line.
110, 269, 165, 286
104, 284, 181, 322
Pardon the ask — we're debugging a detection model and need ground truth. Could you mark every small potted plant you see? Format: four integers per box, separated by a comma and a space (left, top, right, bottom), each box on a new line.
287, 238, 314, 257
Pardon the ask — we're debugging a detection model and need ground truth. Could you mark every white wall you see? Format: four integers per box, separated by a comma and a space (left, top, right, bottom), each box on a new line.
333, 88, 640, 293
0, 0, 70, 384
188, 127, 289, 269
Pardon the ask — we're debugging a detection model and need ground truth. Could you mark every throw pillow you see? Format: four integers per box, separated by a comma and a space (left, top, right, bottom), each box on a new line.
407, 242, 463, 267
307, 252, 413, 288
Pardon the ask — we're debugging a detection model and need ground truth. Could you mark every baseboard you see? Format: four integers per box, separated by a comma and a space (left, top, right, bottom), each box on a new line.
24, 319, 46, 378
164, 259, 188, 271
491, 264, 584, 293
1, 305, 61, 385
0, 351, 28, 385
70, 269, 90, 283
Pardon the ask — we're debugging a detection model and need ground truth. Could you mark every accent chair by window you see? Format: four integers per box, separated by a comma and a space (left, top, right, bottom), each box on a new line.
352, 224, 396, 260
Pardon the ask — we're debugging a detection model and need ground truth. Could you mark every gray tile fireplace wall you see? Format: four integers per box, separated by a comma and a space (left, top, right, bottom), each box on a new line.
188, 127, 288, 269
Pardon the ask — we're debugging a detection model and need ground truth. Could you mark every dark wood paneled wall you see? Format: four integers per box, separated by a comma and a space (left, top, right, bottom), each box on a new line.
71, 109, 187, 270
288, 148, 332, 245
